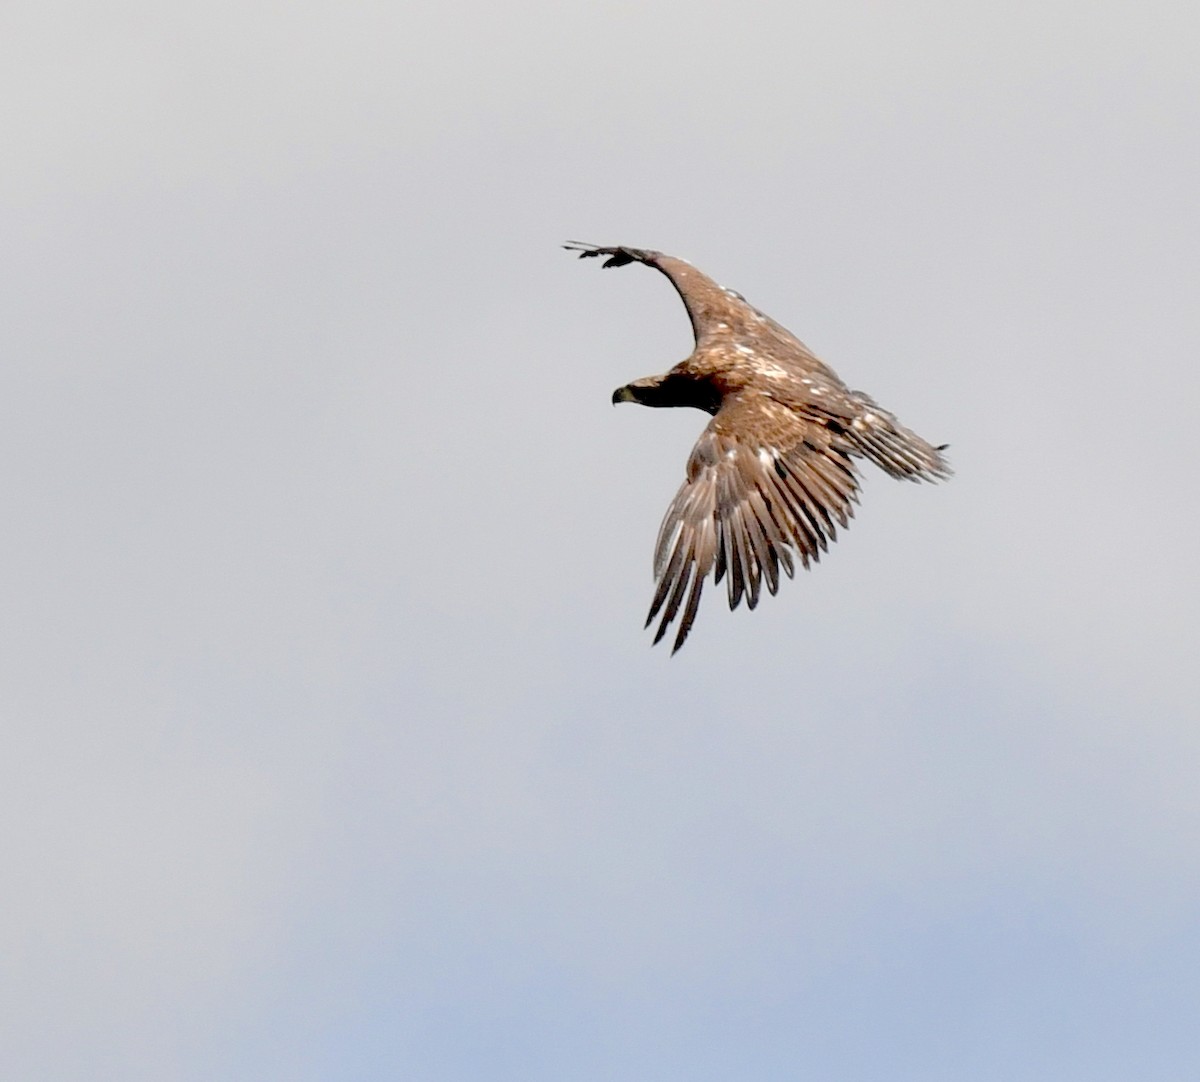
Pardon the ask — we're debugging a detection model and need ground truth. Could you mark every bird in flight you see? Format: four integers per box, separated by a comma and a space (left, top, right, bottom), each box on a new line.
566, 242, 951, 654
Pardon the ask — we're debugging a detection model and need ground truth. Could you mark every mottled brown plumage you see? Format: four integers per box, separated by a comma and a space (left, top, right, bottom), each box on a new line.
566, 242, 951, 653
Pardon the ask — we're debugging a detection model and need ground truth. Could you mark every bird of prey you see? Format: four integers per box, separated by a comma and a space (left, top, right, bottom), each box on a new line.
567, 241, 951, 653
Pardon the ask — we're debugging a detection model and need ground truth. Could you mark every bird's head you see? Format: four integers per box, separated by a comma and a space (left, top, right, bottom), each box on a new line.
611, 376, 664, 406
612, 371, 722, 414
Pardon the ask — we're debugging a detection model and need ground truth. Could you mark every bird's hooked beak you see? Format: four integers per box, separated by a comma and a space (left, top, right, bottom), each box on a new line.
612, 384, 638, 405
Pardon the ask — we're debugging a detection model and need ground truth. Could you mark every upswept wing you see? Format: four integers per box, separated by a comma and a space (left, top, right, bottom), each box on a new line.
565, 241, 764, 347
647, 394, 861, 653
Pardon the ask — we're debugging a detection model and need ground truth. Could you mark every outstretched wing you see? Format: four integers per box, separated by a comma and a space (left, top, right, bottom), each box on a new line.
647, 394, 861, 653
565, 241, 762, 347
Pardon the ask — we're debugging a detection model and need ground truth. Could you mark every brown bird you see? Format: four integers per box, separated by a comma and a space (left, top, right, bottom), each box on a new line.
567, 242, 951, 653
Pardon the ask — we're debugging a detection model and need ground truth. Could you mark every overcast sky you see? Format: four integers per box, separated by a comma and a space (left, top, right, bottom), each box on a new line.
3, 1, 1199, 1078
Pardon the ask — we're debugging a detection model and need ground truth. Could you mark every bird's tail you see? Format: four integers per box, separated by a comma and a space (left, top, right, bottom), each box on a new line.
848, 398, 952, 482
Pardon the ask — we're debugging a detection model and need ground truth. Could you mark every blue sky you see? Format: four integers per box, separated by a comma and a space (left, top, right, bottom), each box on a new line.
3, 1, 1199, 1078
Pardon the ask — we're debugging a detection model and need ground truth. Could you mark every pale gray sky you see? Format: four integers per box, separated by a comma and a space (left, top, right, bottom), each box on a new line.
3, 2, 1199, 1078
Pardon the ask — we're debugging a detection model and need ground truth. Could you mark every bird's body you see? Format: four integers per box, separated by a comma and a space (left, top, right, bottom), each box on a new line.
567, 242, 950, 653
